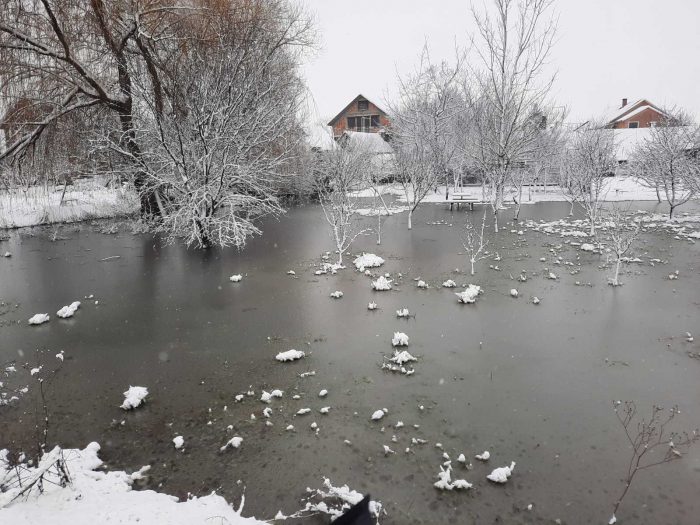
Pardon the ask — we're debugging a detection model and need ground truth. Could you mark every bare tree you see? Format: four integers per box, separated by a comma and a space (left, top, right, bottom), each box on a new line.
462, 210, 490, 275
562, 123, 617, 236
602, 207, 641, 287
0, 0, 172, 214
315, 135, 372, 265
610, 401, 699, 524
468, 0, 557, 232
390, 46, 463, 230
631, 111, 699, 219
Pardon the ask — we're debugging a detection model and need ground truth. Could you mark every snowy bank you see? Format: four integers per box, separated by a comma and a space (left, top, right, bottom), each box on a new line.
0, 442, 266, 524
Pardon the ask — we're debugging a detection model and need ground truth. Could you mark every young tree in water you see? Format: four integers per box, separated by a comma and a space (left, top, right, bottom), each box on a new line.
315, 135, 373, 265
462, 210, 490, 275
609, 401, 699, 524
602, 207, 641, 287
562, 122, 617, 236
468, 0, 558, 232
630, 111, 699, 219
389, 46, 463, 230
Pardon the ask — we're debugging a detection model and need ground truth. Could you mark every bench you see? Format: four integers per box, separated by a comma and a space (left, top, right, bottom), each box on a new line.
446, 191, 482, 211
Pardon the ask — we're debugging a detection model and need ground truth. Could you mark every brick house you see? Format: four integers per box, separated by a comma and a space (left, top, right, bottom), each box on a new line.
328, 94, 390, 138
605, 98, 667, 129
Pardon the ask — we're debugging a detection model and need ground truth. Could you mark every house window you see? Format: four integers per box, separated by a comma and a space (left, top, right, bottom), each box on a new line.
628, 121, 639, 129
347, 115, 380, 132
358, 100, 369, 111
650, 121, 658, 127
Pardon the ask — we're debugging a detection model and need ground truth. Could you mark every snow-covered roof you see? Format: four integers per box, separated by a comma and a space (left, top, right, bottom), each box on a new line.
341, 130, 393, 154
606, 99, 666, 125
611, 128, 653, 162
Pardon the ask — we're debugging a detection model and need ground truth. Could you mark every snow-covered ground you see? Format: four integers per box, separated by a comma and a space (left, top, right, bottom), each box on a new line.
0, 442, 267, 525
0, 178, 138, 229
350, 176, 665, 207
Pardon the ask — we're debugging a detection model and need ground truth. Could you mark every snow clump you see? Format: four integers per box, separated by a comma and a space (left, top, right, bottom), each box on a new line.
396, 308, 409, 318
371, 276, 392, 291
442, 279, 457, 288
57, 301, 81, 319
173, 436, 184, 449
220, 437, 242, 451
120, 386, 148, 410
455, 284, 481, 304
330, 291, 343, 299
487, 461, 516, 483
229, 274, 243, 282
371, 409, 385, 421
353, 253, 384, 272
275, 349, 305, 362
28, 313, 50, 325
391, 332, 409, 347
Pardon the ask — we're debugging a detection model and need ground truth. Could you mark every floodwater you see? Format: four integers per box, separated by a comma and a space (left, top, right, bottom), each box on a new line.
1, 199, 699, 524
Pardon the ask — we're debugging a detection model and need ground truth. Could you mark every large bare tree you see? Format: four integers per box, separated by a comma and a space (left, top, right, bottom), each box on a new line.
0, 0, 316, 248
468, 0, 557, 232
562, 122, 617, 236
389, 46, 464, 230
314, 133, 373, 265
630, 111, 699, 219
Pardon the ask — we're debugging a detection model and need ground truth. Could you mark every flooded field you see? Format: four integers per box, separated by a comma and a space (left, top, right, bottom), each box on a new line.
1, 200, 699, 524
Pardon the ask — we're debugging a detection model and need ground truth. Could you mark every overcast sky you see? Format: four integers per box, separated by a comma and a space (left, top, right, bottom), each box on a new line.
301, 0, 700, 127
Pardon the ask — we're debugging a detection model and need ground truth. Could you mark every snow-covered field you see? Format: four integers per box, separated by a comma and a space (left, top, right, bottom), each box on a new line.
0, 178, 138, 228
350, 176, 663, 206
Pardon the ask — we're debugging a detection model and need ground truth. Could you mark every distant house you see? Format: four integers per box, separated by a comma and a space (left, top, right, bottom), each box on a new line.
605, 98, 667, 129
328, 94, 390, 138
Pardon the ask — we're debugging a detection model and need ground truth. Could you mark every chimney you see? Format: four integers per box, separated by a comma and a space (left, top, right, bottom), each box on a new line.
621, 98, 628, 108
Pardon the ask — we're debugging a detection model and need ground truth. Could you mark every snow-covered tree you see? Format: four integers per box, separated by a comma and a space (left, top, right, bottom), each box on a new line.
562, 123, 617, 236
95, 1, 315, 248
314, 136, 373, 265
462, 211, 490, 275
390, 46, 464, 230
630, 112, 699, 219
602, 207, 641, 287
0, 0, 316, 245
468, 0, 558, 232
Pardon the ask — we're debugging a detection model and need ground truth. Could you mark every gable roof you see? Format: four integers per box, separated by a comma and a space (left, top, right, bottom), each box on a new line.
327, 94, 388, 126
606, 99, 666, 126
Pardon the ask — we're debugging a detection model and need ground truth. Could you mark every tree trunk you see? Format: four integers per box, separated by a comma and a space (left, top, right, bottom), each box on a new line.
408, 208, 413, 230
493, 208, 499, 233
655, 184, 661, 203
613, 258, 621, 286
470, 257, 475, 275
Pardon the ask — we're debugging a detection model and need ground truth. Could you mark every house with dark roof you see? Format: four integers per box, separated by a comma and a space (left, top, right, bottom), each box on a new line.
605, 98, 667, 129
327, 94, 390, 139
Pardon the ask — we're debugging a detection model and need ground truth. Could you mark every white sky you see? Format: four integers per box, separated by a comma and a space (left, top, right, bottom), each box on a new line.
301, 0, 700, 127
